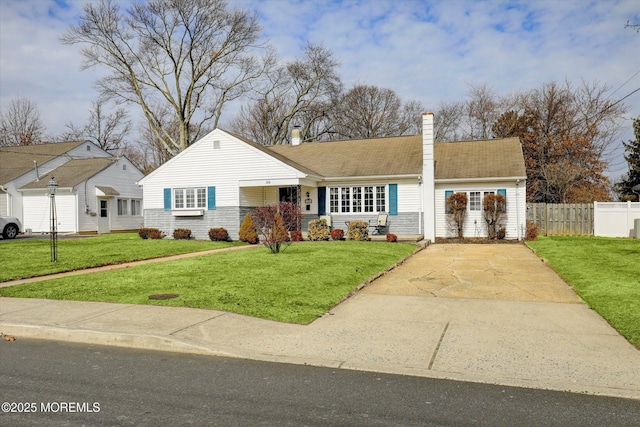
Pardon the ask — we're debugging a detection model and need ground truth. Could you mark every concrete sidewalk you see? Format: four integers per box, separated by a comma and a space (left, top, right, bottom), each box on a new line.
1, 244, 639, 400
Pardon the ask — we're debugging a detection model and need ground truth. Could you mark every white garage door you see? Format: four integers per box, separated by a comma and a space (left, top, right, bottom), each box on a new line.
23, 193, 77, 233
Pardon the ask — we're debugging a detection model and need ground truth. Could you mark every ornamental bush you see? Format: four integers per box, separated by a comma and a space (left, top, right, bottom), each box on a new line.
251, 206, 291, 253
446, 192, 467, 238
173, 228, 192, 240
138, 228, 164, 239
526, 221, 540, 241
307, 218, 330, 241
483, 193, 507, 239
347, 220, 369, 241
386, 233, 397, 242
208, 227, 230, 241
290, 230, 303, 242
239, 213, 259, 244
330, 228, 344, 241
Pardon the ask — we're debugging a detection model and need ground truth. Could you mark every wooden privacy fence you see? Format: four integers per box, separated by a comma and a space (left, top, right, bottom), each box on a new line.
526, 203, 594, 236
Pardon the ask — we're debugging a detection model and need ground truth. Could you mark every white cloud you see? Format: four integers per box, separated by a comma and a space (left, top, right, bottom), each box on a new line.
1, 0, 639, 178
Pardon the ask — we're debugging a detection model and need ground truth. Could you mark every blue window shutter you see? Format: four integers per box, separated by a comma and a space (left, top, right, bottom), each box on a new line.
445, 190, 453, 214
163, 188, 171, 211
207, 186, 216, 210
389, 184, 398, 215
318, 187, 326, 216
497, 188, 507, 206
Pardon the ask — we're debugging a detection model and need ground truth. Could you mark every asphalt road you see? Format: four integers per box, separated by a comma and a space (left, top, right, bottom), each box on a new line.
1, 339, 639, 426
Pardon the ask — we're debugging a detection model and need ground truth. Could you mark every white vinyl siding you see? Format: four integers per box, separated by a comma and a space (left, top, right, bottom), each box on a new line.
435, 182, 525, 239
140, 129, 307, 209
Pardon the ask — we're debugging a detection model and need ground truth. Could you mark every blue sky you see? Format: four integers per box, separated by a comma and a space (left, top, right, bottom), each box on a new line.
1, 0, 639, 178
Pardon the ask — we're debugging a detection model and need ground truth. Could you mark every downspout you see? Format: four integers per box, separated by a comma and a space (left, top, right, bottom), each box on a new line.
418, 175, 423, 236
516, 179, 521, 240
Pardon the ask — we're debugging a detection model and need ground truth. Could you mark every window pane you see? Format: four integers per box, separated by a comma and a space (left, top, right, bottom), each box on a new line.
353, 187, 362, 213
330, 188, 339, 213
175, 190, 184, 209
376, 186, 385, 212
364, 187, 374, 212
341, 187, 350, 213
186, 189, 195, 208
197, 188, 206, 208
470, 192, 481, 211
131, 200, 140, 216
117, 199, 128, 216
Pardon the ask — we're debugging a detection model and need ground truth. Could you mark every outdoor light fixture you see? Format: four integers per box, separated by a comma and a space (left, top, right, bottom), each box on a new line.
47, 177, 58, 262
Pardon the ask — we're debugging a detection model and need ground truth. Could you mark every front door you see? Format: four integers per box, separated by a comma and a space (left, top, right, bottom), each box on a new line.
279, 186, 299, 204
97, 199, 110, 234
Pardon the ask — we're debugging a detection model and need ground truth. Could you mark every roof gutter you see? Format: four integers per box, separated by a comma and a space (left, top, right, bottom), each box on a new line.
436, 176, 527, 184
322, 174, 420, 182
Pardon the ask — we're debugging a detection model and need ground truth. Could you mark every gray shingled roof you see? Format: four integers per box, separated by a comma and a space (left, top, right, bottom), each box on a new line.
265, 135, 525, 180
19, 158, 117, 190
0, 141, 86, 184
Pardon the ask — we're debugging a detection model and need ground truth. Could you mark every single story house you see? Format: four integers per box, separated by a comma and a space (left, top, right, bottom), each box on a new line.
0, 141, 144, 234
139, 113, 527, 241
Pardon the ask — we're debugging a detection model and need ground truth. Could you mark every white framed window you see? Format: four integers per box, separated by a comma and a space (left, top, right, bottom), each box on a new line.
174, 188, 206, 209
131, 200, 141, 216
117, 199, 128, 216
329, 185, 386, 214
469, 191, 481, 211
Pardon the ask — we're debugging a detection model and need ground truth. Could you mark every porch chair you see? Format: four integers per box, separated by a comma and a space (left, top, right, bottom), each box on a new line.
369, 213, 389, 235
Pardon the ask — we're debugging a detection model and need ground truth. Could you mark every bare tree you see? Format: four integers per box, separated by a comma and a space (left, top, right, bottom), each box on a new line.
431, 100, 464, 142
62, 0, 272, 155
0, 97, 45, 146
58, 99, 132, 153
462, 83, 502, 140
229, 43, 342, 145
332, 85, 423, 139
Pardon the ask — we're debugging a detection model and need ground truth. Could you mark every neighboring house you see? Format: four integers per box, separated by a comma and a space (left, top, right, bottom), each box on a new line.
0, 141, 144, 234
138, 113, 527, 241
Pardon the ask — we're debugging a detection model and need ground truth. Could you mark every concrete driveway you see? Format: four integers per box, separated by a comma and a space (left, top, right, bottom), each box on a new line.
362, 243, 582, 303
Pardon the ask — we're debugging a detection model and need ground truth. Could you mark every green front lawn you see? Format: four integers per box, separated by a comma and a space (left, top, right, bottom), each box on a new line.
0, 233, 244, 282
527, 236, 640, 347
0, 241, 417, 324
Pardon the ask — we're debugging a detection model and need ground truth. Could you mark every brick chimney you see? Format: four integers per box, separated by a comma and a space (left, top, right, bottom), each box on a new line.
422, 112, 435, 242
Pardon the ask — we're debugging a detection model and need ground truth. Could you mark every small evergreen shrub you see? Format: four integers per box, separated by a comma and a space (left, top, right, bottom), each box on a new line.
330, 228, 344, 241
347, 220, 369, 241
209, 227, 230, 241
496, 226, 507, 240
290, 230, 303, 242
386, 233, 397, 242
307, 218, 330, 241
173, 228, 192, 240
526, 221, 540, 241
138, 228, 164, 239
239, 213, 259, 244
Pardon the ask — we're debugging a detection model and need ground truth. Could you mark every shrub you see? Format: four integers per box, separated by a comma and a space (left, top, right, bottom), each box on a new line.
173, 228, 192, 240
446, 192, 467, 238
138, 228, 164, 239
347, 220, 369, 241
251, 205, 292, 253
290, 230, 303, 242
239, 213, 259, 244
496, 226, 507, 240
386, 233, 397, 242
483, 194, 507, 239
307, 218, 330, 241
330, 228, 344, 241
526, 221, 540, 241
147, 229, 165, 239
208, 227, 230, 242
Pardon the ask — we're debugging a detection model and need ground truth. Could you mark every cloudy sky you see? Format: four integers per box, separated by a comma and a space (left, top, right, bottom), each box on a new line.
1, 0, 639, 179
